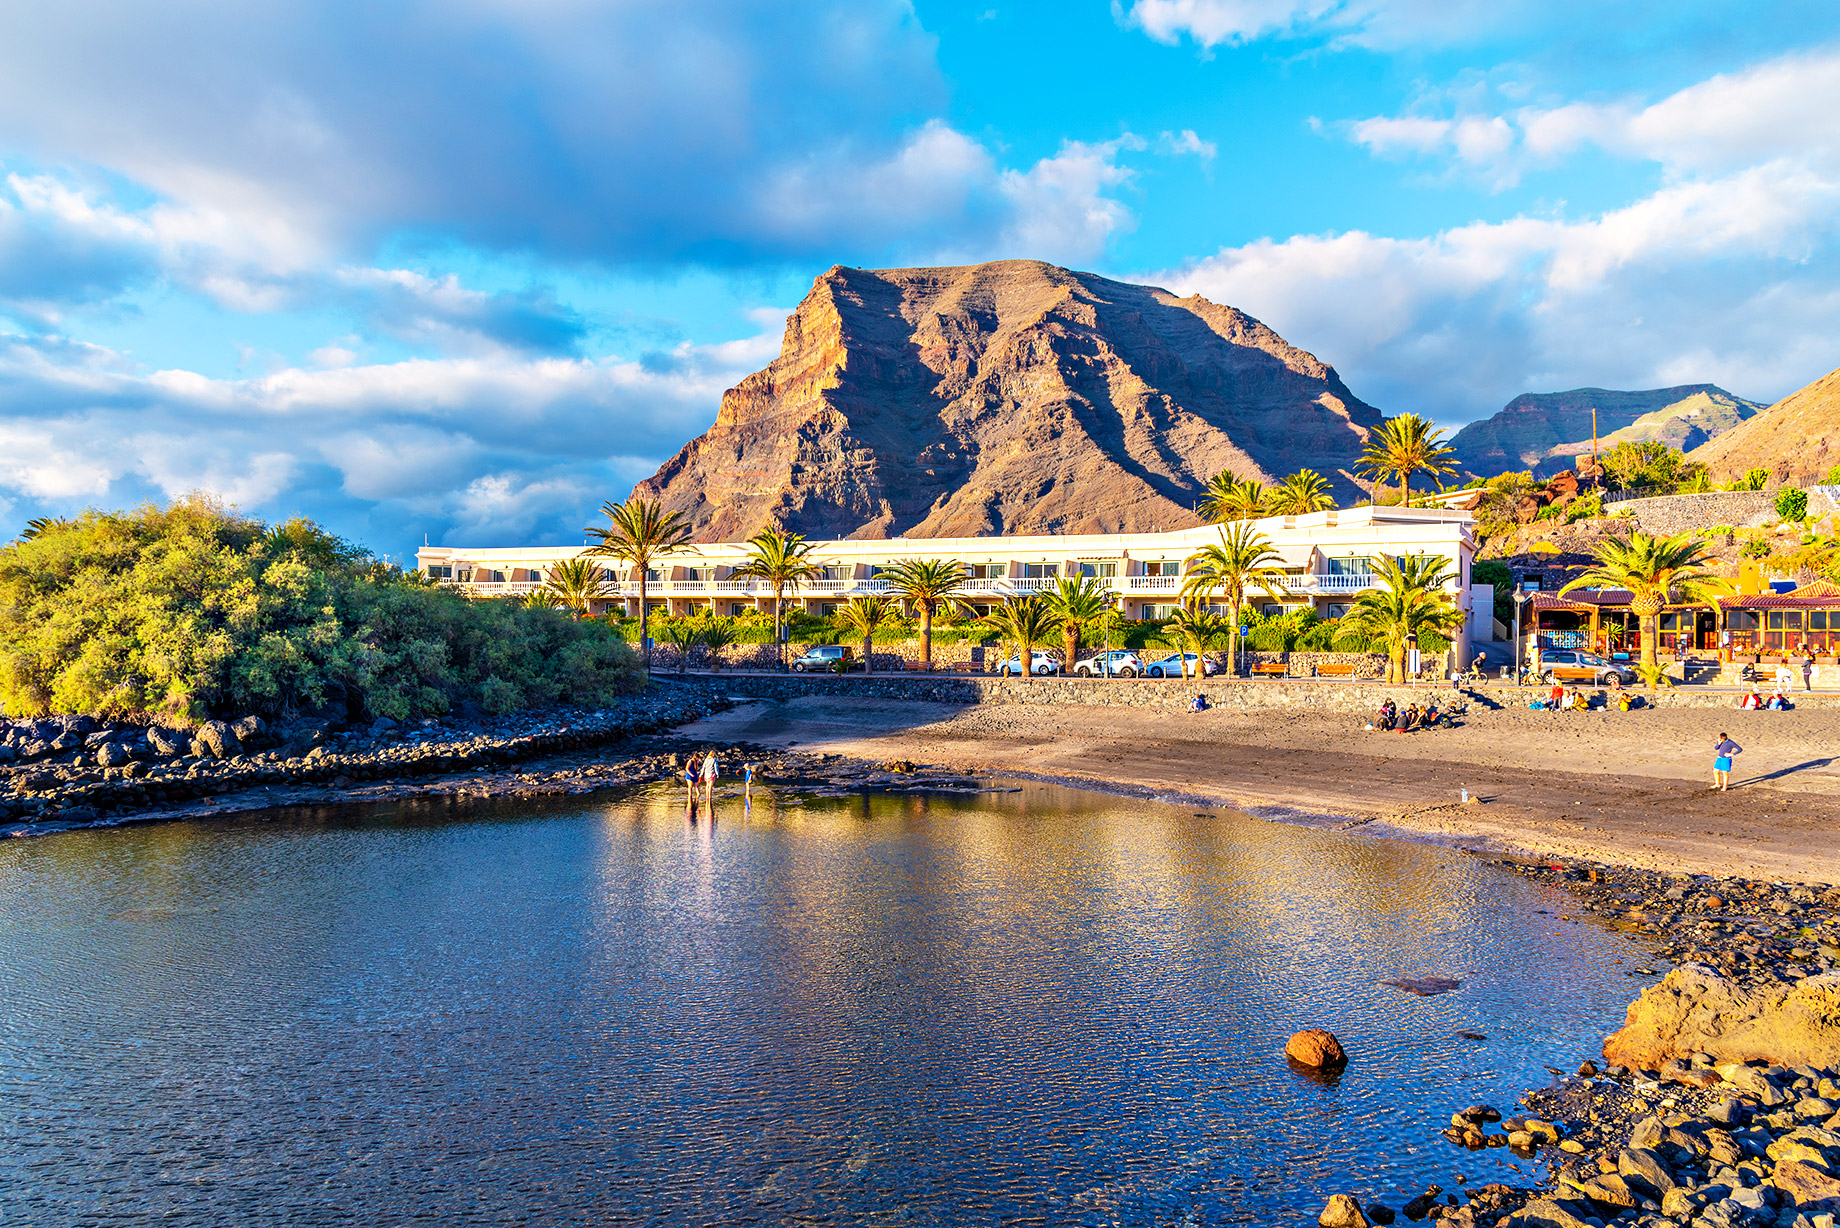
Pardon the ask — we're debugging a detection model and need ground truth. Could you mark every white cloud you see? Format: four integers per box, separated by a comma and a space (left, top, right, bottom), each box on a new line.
997, 137, 1144, 264
1120, 0, 1339, 48
1156, 129, 1218, 162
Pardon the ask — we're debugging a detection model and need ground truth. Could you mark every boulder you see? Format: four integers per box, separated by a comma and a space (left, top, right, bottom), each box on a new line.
0, 744, 13, 763
193, 721, 240, 760
1318, 1194, 1369, 1227
97, 742, 135, 768
1602, 965, 1840, 1069
147, 728, 187, 757
1286, 1029, 1348, 1069
231, 715, 267, 748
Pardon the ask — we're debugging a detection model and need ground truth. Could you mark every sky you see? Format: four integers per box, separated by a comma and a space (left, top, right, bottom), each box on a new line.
2, 0, 1838, 556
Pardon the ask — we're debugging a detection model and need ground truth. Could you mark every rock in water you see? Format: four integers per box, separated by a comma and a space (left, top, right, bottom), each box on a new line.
1602, 965, 1840, 1069
632, 260, 1384, 540
1287, 1029, 1348, 1069
1318, 1194, 1369, 1227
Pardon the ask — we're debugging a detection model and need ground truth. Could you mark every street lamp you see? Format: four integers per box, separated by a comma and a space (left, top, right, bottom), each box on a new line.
1512, 589, 1532, 684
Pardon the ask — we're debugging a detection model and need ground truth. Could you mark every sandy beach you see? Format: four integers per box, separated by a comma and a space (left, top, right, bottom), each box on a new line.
680, 693, 1840, 884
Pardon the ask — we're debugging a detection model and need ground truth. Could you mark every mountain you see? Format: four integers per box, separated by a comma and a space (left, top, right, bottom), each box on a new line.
631, 260, 1385, 541
1688, 364, 1840, 485
1449, 385, 1763, 478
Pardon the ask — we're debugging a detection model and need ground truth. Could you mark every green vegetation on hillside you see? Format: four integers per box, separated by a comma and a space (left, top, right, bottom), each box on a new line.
0, 498, 639, 721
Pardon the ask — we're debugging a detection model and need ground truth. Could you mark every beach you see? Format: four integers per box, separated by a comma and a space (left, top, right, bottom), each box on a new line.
680, 693, 1840, 885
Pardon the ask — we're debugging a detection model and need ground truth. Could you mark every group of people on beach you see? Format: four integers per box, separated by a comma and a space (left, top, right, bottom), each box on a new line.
682, 750, 757, 814
1530, 680, 1637, 713
1736, 688, 1795, 711
1364, 698, 1446, 733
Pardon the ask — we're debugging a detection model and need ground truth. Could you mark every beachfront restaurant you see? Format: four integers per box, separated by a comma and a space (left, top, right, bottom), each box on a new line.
1529, 581, 1840, 661
1717, 580, 1840, 660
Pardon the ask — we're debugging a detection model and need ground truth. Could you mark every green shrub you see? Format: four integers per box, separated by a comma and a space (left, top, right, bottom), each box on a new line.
1825, 464, 1840, 486
1741, 534, 1772, 559
1563, 493, 1603, 523
0, 497, 640, 721
1776, 487, 1810, 522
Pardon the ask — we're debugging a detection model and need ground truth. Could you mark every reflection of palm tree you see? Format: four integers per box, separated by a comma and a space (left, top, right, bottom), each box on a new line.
1337, 553, 1465, 683
1044, 575, 1112, 671
981, 596, 1057, 680
1358, 414, 1456, 506
733, 529, 822, 670
876, 558, 966, 673
543, 557, 614, 618
1180, 522, 1291, 676
1267, 469, 1337, 515
584, 497, 694, 667
834, 597, 894, 675
1560, 532, 1727, 676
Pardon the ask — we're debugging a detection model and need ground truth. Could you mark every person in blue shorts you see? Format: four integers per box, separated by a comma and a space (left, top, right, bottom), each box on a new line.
1712, 732, 1742, 791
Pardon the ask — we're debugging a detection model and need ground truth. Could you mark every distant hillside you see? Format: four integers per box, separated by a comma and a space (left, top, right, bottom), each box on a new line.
631, 259, 1384, 540
1451, 386, 1762, 478
1689, 365, 1840, 485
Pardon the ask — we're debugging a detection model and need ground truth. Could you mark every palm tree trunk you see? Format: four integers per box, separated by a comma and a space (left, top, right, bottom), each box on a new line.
774, 585, 784, 669
637, 569, 650, 669
1400, 473, 1410, 508
862, 633, 873, 676
1390, 642, 1406, 684
920, 605, 933, 673
1063, 625, 1079, 673
1227, 600, 1240, 676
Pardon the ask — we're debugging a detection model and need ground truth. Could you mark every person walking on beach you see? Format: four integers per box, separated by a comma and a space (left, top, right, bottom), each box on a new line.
700, 749, 720, 806
1712, 732, 1742, 791
1803, 651, 1816, 692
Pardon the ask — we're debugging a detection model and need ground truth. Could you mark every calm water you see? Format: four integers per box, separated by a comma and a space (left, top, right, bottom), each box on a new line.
0, 783, 1642, 1226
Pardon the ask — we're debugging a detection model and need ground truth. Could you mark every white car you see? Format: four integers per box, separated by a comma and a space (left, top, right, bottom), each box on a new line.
1072, 650, 1143, 677
999, 650, 1061, 677
1145, 652, 1217, 678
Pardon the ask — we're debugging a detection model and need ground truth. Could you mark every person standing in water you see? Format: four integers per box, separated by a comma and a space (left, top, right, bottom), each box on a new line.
743, 761, 757, 805
683, 754, 700, 811
1712, 732, 1742, 791
700, 749, 720, 806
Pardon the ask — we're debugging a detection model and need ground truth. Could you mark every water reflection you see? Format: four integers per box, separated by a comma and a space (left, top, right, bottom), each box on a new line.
0, 782, 1635, 1225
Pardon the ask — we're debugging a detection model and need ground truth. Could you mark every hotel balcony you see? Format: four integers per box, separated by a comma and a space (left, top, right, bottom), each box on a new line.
448, 571, 1387, 600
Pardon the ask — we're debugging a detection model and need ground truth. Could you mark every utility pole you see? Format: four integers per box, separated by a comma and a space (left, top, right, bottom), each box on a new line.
1591, 407, 1600, 489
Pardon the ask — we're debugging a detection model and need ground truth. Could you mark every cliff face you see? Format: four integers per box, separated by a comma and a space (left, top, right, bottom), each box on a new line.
1450, 386, 1762, 479
632, 260, 1385, 540
1688, 365, 1840, 485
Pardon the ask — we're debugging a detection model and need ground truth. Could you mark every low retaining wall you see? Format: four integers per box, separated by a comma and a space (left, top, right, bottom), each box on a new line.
677, 672, 1840, 712
1603, 490, 1777, 534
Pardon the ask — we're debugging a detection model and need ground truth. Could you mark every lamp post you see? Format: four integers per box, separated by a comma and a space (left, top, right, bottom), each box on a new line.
1512, 589, 1532, 685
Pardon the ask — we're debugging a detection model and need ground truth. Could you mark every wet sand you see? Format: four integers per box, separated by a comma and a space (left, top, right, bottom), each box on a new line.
679, 695, 1840, 884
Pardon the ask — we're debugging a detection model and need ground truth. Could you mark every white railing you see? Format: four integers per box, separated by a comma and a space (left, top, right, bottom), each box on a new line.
449, 570, 1404, 602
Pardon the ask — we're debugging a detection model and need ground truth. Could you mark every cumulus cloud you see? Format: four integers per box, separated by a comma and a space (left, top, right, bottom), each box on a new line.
0, 311, 791, 548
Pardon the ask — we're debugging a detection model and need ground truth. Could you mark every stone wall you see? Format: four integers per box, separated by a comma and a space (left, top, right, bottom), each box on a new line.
1604, 491, 1777, 534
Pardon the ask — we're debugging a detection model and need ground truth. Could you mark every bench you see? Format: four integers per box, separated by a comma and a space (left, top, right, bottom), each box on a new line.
1313, 662, 1359, 678
1247, 662, 1289, 678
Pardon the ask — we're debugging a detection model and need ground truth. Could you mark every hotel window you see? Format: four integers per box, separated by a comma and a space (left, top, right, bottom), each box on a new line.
1147, 603, 1180, 619
1022, 563, 1059, 579
819, 565, 847, 581
819, 603, 838, 617
1262, 604, 1285, 617
970, 603, 994, 617
965, 564, 1003, 579
1325, 603, 1350, 620
645, 569, 662, 582
1322, 555, 1372, 576
683, 567, 702, 581
1145, 561, 1180, 577
424, 564, 452, 579
1078, 561, 1118, 578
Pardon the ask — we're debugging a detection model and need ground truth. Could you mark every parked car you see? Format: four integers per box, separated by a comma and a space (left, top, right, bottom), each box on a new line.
1537, 648, 1636, 686
1144, 652, 1218, 679
790, 645, 860, 672
1072, 649, 1144, 678
999, 650, 1062, 677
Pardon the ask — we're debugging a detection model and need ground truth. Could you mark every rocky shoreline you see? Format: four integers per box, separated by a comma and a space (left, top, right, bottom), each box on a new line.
1319, 859, 1840, 1228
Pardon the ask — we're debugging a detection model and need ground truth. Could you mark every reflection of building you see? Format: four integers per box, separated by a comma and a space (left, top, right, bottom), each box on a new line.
1528, 579, 1840, 659
418, 505, 1484, 655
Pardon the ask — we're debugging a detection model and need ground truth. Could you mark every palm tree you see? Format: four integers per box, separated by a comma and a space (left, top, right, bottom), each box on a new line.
1165, 603, 1230, 678
1358, 414, 1457, 506
1337, 553, 1466, 684
542, 557, 614, 618
699, 619, 737, 672
834, 596, 895, 676
981, 596, 1058, 680
584, 497, 694, 666
1560, 532, 1729, 677
521, 589, 565, 611
1044, 574, 1114, 672
1267, 469, 1337, 516
657, 619, 705, 675
876, 558, 967, 673
1180, 522, 1292, 676
1198, 470, 1268, 523
18, 516, 70, 542
732, 528, 823, 669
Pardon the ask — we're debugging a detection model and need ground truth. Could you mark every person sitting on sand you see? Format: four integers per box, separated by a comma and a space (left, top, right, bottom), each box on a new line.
1567, 688, 1589, 712
1422, 700, 1443, 728
1189, 692, 1209, 713
1740, 690, 1762, 710
1768, 688, 1792, 711
1398, 703, 1421, 732
1615, 690, 1633, 712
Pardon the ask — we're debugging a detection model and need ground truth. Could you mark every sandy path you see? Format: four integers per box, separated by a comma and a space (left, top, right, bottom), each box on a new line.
678, 696, 1840, 884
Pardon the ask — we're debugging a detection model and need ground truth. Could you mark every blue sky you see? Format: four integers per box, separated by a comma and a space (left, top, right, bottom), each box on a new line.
2, 0, 1838, 555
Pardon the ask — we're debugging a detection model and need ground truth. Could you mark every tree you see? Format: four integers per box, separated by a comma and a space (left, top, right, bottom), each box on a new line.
1044, 574, 1113, 671
18, 516, 71, 542
876, 558, 967, 673
981, 596, 1057, 680
1336, 553, 1466, 684
1267, 469, 1337, 516
1358, 414, 1457, 505
1599, 440, 1687, 492
657, 619, 705, 675
699, 619, 737, 671
732, 528, 823, 669
1725, 468, 1771, 492
1198, 470, 1268, 523
522, 589, 565, 610
1560, 532, 1729, 678
1165, 604, 1229, 678
834, 596, 895, 675
1179, 521, 1292, 676
1776, 487, 1810, 523
584, 497, 694, 667
542, 557, 614, 618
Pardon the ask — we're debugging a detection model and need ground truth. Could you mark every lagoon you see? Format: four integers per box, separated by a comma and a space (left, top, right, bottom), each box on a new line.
0, 783, 1640, 1225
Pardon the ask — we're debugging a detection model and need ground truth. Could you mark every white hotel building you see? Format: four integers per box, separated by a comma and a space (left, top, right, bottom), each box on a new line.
418, 504, 1486, 660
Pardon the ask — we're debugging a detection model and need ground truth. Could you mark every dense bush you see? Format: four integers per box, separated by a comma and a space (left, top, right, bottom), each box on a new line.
0, 498, 639, 722
1776, 487, 1809, 523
